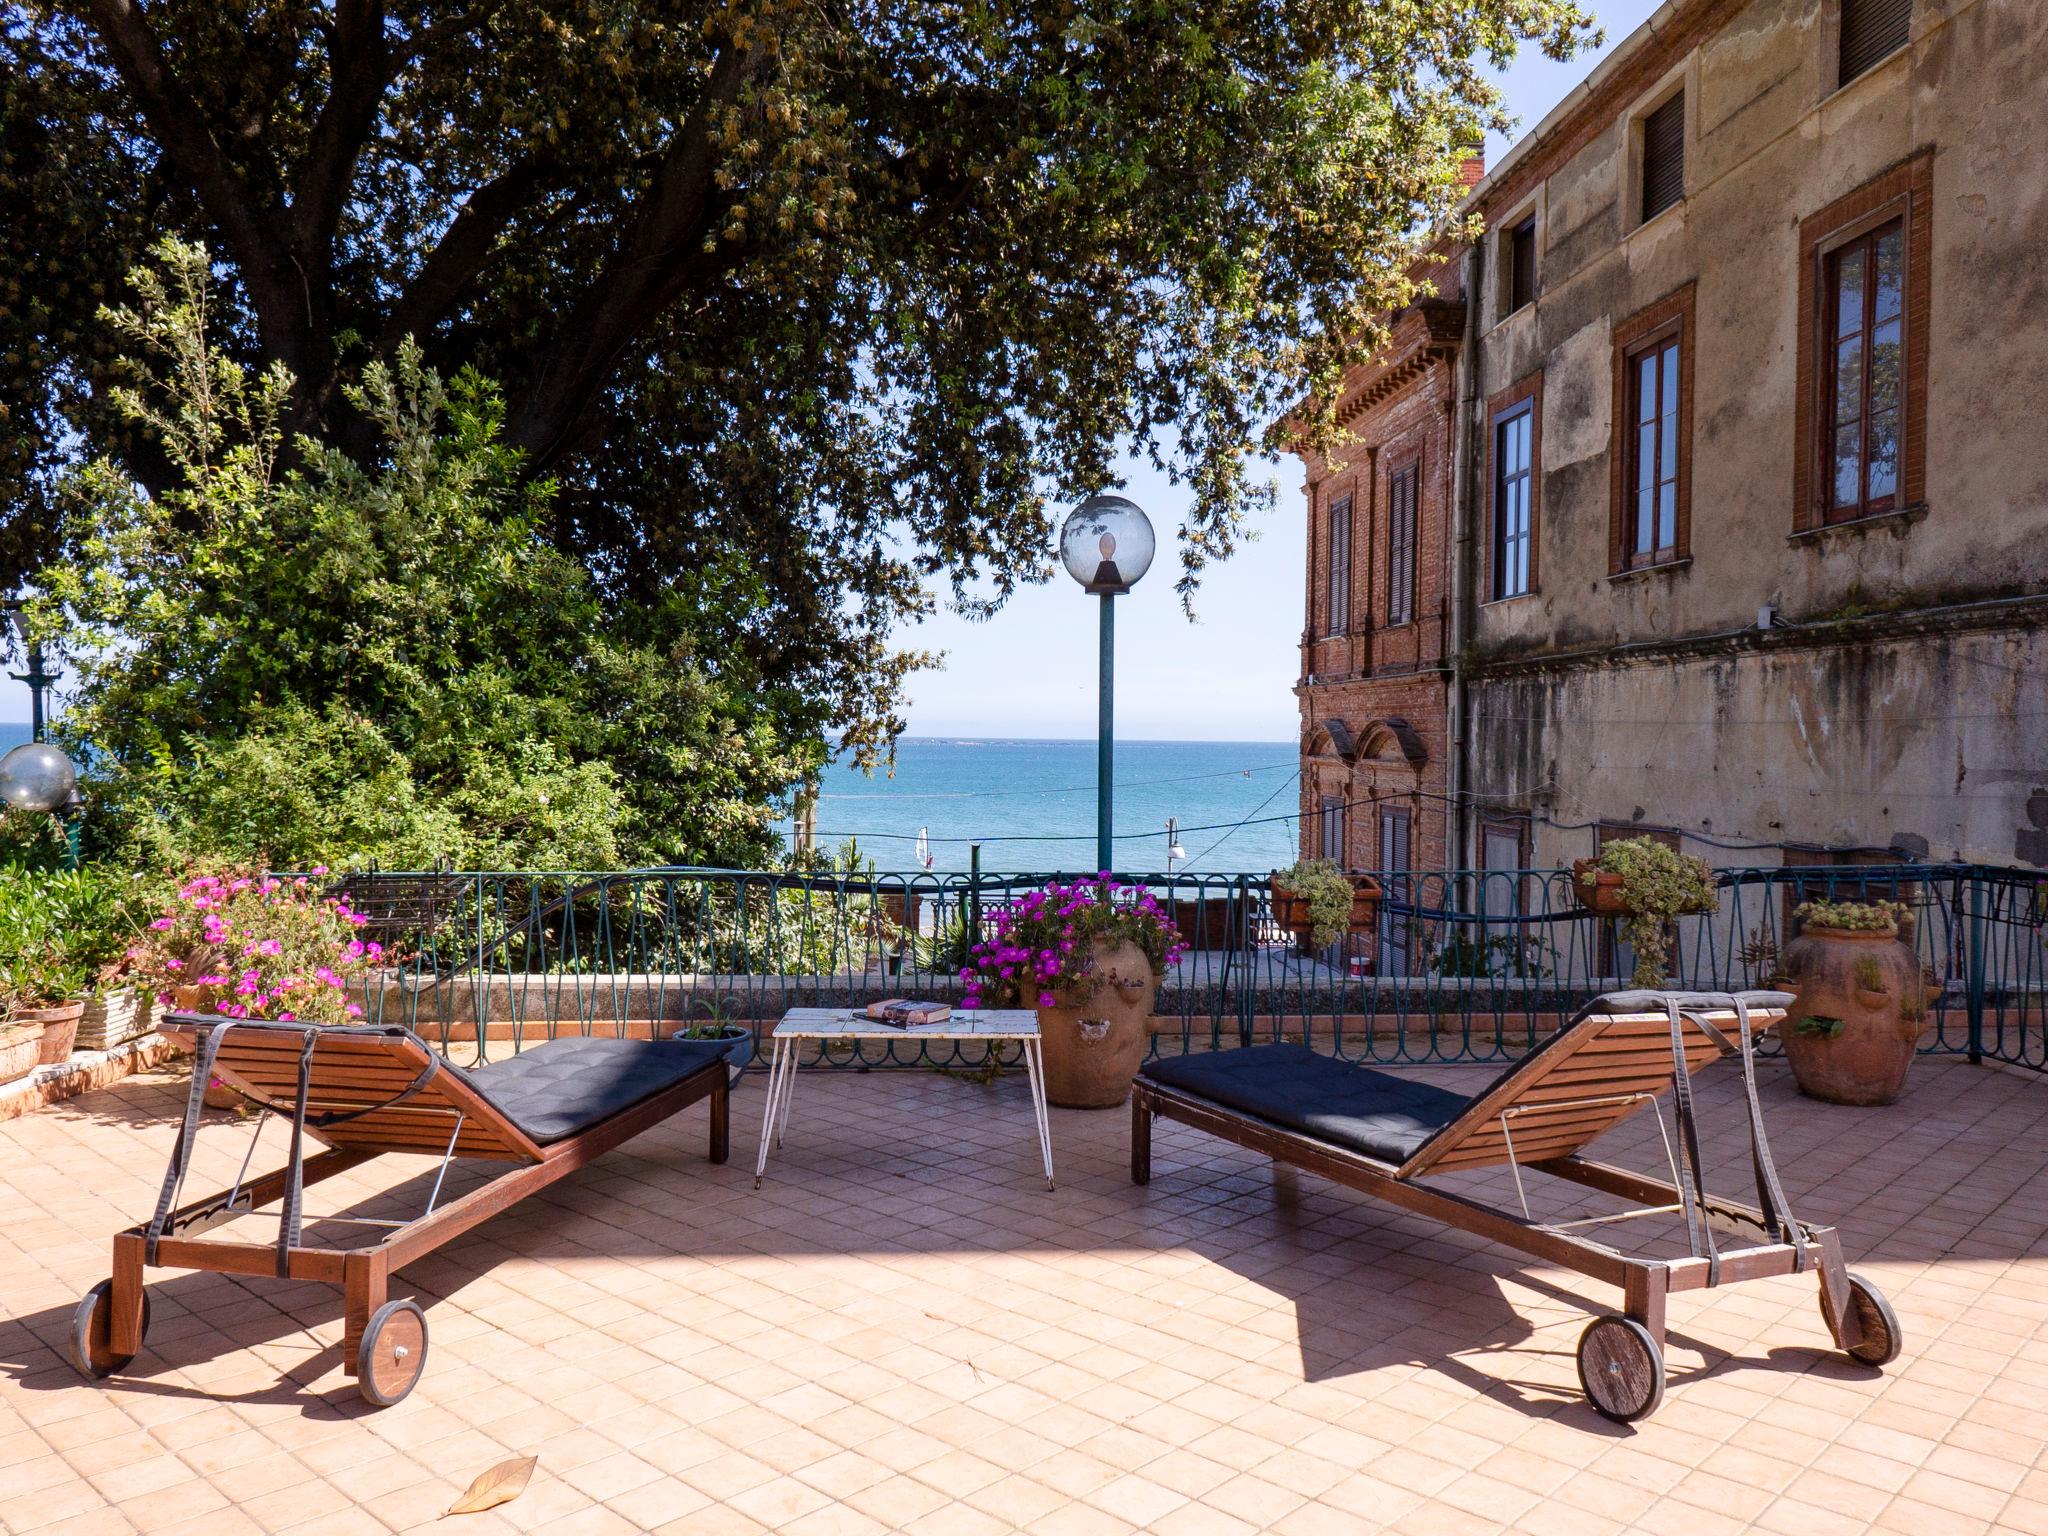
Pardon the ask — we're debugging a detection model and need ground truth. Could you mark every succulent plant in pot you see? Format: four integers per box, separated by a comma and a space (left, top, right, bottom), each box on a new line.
1270, 858, 1381, 954
1776, 899, 1936, 1105
1574, 838, 1718, 988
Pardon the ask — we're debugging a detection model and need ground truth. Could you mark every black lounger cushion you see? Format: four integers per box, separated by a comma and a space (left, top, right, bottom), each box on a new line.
1140, 1044, 1472, 1165
462, 1037, 728, 1144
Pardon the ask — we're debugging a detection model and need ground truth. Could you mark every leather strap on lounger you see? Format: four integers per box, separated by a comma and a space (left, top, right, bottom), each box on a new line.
274, 1029, 319, 1277
1664, 997, 1721, 1285
1663, 993, 1810, 1276
145, 1020, 231, 1264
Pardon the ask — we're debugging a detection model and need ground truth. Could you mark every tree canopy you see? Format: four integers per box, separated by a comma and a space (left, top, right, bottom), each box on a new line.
4, 0, 1593, 759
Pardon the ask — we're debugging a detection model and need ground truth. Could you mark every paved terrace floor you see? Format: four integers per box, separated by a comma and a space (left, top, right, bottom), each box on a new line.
3, 1050, 2046, 1536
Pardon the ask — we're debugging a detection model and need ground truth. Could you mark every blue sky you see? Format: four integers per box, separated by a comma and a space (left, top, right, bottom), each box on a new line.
3, 2, 1657, 735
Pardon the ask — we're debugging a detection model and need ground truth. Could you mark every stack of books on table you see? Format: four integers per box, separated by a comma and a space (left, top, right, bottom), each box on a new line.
863, 999, 952, 1028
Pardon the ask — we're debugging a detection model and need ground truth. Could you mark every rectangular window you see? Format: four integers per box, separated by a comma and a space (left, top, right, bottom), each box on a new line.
1824, 219, 1906, 523
1492, 404, 1534, 599
1325, 494, 1351, 634
1624, 333, 1683, 564
1508, 217, 1537, 312
1386, 463, 1417, 626
1840, 0, 1910, 85
1641, 92, 1685, 223
1379, 805, 1411, 875
1319, 794, 1346, 863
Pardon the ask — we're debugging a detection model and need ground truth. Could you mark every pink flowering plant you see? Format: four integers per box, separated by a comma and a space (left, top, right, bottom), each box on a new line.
125, 868, 379, 1026
962, 876, 1188, 1009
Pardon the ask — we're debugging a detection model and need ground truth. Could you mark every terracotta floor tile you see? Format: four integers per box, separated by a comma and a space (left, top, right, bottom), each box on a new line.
3, 1055, 2044, 1536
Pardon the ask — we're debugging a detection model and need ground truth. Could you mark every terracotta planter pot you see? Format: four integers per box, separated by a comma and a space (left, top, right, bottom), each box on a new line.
203, 1081, 242, 1110
1270, 875, 1383, 951
0, 1020, 43, 1084
18, 1000, 87, 1066
1777, 925, 1935, 1106
1571, 861, 1630, 916
1034, 939, 1157, 1109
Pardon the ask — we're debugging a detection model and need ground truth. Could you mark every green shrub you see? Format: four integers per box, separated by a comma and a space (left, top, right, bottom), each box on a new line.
0, 865, 153, 1009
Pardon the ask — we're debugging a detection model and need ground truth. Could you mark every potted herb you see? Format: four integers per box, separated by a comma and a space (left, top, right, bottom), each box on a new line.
671, 996, 754, 1083
1573, 838, 1718, 987
963, 876, 1187, 1108
1776, 899, 1937, 1105
1270, 858, 1382, 953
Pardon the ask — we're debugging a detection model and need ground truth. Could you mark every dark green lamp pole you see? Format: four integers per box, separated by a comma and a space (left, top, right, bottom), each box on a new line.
1059, 495, 1156, 876
2, 600, 81, 868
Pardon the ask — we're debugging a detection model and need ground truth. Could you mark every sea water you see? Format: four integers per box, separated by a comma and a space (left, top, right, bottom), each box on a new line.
794, 737, 1300, 875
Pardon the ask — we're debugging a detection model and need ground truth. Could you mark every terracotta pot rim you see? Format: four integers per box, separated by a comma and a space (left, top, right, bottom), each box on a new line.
1796, 924, 1899, 941
11, 999, 89, 1023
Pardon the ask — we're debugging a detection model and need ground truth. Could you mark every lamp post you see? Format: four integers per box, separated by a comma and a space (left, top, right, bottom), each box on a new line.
3, 601, 59, 743
1, 601, 82, 868
1058, 494, 1156, 875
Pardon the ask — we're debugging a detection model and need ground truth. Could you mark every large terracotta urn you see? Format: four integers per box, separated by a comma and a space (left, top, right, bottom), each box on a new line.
1035, 939, 1157, 1109
1778, 925, 1936, 1105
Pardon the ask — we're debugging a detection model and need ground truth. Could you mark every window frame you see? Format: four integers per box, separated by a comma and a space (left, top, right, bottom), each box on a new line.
1319, 793, 1347, 864
1820, 219, 1906, 524
1608, 283, 1696, 575
1385, 457, 1419, 628
1793, 152, 1932, 534
1638, 88, 1687, 226
1507, 215, 1538, 314
1836, 0, 1912, 89
1486, 374, 1542, 602
1324, 491, 1352, 635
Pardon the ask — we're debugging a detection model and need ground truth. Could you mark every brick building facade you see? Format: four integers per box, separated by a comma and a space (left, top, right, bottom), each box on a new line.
1295, 0, 2048, 879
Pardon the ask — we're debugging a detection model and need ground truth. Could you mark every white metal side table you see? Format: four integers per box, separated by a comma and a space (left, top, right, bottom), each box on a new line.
753, 1008, 1055, 1190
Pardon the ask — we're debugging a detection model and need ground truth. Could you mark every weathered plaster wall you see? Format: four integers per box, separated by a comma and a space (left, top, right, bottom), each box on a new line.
1459, 0, 2048, 864
1471, 0, 2048, 655
1473, 614, 2048, 866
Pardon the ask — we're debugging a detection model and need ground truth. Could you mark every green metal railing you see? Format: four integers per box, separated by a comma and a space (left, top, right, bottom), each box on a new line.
305, 862, 2047, 1074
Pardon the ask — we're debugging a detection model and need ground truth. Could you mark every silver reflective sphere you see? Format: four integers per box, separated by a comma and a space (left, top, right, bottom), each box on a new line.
1058, 494, 1155, 595
0, 742, 78, 814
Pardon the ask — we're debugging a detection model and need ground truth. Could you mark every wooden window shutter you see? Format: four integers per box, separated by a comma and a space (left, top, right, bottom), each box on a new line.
1641, 93, 1685, 222
1840, 0, 1911, 85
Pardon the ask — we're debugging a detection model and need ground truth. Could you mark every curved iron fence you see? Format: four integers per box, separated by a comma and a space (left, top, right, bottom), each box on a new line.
303, 863, 2045, 1073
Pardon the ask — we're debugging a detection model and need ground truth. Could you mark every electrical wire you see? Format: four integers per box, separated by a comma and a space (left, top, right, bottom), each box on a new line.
1181, 770, 1302, 869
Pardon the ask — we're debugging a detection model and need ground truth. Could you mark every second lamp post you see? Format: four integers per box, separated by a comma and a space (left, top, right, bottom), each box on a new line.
1058, 494, 1156, 875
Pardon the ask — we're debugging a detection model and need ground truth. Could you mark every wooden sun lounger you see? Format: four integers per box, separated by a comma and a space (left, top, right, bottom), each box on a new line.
69, 1014, 730, 1407
1131, 990, 1903, 1422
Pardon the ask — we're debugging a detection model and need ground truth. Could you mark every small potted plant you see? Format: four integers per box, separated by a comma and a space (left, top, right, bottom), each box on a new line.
0, 867, 140, 1065
963, 876, 1187, 1108
671, 996, 754, 1083
1270, 858, 1382, 954
1574, 838, 1718, 987
1776, 899, 1938, 1105
127, 871, 377, 1101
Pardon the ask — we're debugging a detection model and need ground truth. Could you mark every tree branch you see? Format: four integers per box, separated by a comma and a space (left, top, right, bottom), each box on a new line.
83, 0, 302, 357
376, 158, 558, 351
506, 41, 770, 471
290, 0, 389, 255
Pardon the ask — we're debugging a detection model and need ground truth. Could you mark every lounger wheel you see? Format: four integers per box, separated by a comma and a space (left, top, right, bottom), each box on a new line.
1577, 1316, 1665, 1423
1831, 1273, 1903, 1367
357, 1299, 429, 1407
70, 1280, 150, 1379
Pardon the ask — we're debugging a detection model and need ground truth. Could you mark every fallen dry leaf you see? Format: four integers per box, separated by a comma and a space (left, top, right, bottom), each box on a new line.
442, 1455, 537, 1517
